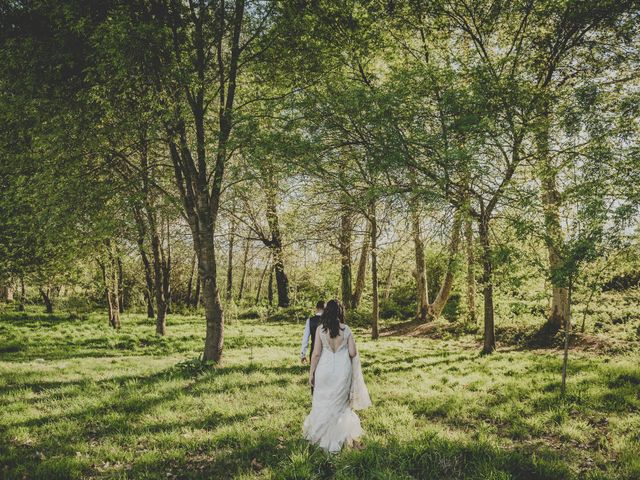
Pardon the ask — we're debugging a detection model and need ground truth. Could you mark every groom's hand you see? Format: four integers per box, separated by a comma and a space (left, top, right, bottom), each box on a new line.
300, 356, 307, 364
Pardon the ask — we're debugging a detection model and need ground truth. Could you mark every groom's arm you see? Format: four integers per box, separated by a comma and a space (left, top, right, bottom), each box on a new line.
300, 318, 310, 360
309, 328, 322, 385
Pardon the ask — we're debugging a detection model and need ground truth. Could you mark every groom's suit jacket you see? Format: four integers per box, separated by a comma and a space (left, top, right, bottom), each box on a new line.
308, 314, 322, 358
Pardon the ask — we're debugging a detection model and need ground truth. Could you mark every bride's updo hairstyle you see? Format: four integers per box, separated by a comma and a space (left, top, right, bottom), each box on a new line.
321, 299, 345, 338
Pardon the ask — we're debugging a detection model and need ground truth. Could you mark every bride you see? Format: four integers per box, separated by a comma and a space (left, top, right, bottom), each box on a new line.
303, 299, 371, 453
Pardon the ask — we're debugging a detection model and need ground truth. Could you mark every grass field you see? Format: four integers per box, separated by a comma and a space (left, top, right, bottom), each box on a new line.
1, 309, 639, 479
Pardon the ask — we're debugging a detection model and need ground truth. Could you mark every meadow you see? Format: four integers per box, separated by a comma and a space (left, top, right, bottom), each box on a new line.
1, 309, 639, 480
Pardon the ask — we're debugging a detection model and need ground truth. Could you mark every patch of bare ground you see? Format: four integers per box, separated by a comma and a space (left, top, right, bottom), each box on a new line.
522, 329, 635, 354
382, 319, 636, 354
381, 319, 472, 338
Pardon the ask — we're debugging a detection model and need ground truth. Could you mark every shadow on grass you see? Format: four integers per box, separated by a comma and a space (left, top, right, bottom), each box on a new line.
2, 312, 638, 480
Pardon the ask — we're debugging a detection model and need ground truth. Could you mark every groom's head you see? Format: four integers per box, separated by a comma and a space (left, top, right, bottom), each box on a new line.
315, 300, 325, 314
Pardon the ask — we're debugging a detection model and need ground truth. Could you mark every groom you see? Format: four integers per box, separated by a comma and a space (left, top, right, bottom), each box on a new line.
300, 300, 324, 365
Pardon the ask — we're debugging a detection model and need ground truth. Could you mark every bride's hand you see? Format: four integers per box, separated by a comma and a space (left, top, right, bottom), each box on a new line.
308, 372, 314, 387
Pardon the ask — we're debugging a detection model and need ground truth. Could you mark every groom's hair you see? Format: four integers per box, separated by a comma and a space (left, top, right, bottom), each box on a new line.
316, 300, 325, 310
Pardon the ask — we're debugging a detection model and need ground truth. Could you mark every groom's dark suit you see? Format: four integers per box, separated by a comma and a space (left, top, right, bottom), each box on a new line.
308, 314, 322, 359
308, 313, 322, 395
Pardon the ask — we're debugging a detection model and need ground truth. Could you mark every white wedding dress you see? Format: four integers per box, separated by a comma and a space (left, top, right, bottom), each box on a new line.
303, 325, 371, 453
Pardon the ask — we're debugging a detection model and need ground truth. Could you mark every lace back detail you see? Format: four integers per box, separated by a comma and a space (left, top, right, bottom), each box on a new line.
320, 325, 350, 353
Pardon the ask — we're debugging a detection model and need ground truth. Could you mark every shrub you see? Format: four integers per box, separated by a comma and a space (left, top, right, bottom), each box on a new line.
379, 299, 413, 320
266, 305, 309, 323
238, 305, 267, 320
346, 309, 372, 328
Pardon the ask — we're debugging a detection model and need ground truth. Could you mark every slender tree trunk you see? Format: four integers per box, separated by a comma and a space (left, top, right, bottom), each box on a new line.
370, 203, 379, 340
193, 274, 201, 308
148, 213, 167, 336
428, 212, 462, 320
383, 251, 397, 302
267, 265, 274, 306
237, 235, 250, 301
339, 212, 353, 308
117, 255, 125, 313
411, 203, 429, 322
186, 253, 196, 307
561, 277, 572, 395
99, 260, 112, 325
105, 239, 121, 329
537, 99, 569, 333
478, 215, 495, 354
18, 277, 26, 311
2, 284, 14, 302
226, 212, 237, 301
139, 132, 169, 332
265, 187, 289, 307
39, 287, 53, 314
164, 219, 172, 314
256, 257, 270, 304
464, 214, 476, 325
133, 208, 155, 318
352, 222, 370, 310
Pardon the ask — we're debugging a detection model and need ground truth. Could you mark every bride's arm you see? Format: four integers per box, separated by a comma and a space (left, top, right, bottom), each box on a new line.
309, 328, 322, 385
348, 331, 357, 358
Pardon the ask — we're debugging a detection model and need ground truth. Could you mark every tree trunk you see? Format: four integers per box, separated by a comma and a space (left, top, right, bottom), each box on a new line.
561, 277, 572, 396
226, 212, 237, 302
99, 260, 114, 327
144, 285, 154, 318
193, 273, 201, 308
272, 248, 289, 307
256, 257, 270, 304
198, 225, 224, 362
370, 203, 379, 340
352, 222, 370, 310
339, 212, 353, 308
428, 211, 462, 320
464, 214, 476, 325
164, 218, 172, 314
39, 287, 53, 314
104, 239, 121, 329
265, 187, 289, 307
478, 215, 495, 354
164, 0, 245, 363
138, 132, 169, 332
267, 265, 274, 306
117, 254, 125, 313
2, 284, 14, 302
411, 203, 429, 322
186, 253, 196, 307
133, 207, 155, 319
148, 212, 168, 336
18, 277, 26, 311
537, 99, 568, 333
383, 251, 397, 302
237, 235, 250, 301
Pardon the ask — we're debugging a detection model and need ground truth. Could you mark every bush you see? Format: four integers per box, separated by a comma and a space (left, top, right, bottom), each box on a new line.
60, 295, 95, 313
238, 305, 267, 320
266, 305, 309, 323
346, 309, 372, 328
379, 300, 413, 320
442, 293, 461, 321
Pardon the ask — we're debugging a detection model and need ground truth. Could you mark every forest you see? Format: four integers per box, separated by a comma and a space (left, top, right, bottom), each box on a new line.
1, 0, 640, 479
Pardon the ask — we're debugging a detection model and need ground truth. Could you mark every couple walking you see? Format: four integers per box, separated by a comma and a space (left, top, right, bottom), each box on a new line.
299, 299, 371, 453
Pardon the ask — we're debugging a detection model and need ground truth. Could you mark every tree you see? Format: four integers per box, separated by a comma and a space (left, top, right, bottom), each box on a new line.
96, 0, 278, 361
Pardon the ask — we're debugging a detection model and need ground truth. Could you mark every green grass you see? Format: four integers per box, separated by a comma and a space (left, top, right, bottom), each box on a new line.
0, 309, 639, 479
